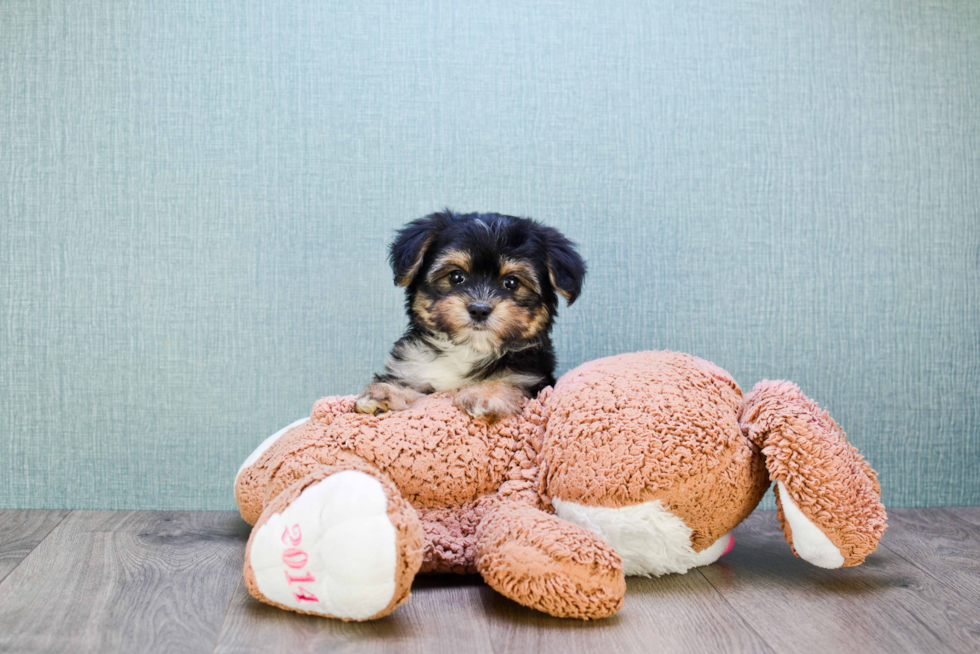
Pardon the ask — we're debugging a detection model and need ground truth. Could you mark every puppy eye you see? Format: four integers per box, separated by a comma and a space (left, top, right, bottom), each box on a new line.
502, 276, 520, 291
448, 271, 467, 285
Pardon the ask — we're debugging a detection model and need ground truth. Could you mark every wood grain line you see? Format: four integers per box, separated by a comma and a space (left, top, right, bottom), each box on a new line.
0, 509, 71, 584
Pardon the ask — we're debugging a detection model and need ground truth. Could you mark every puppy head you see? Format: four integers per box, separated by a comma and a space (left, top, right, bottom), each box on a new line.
389, 210, 586, 352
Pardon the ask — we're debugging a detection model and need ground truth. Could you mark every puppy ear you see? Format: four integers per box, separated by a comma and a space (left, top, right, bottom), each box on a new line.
388, 213, 445, 287
542, 227, 587, 305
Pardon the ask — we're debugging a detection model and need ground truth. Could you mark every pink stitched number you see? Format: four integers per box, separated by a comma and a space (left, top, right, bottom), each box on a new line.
282, 548, 308, 569
293, 587, 319, 603
279, 525, 315, 602
281, 524, 302, 546
285, 571, 316, 585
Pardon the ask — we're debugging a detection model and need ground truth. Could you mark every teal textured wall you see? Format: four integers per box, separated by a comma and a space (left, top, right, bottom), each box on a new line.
2, 0, 978, 510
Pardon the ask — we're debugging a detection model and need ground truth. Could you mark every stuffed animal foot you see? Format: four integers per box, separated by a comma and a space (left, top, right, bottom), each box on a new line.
475, 500, 626, 619
243, 465, 424, 620
741, 380, 887, 568
773, 480, 847, 568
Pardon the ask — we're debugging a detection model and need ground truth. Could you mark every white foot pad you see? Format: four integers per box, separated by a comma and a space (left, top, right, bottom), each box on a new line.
777, 480, 845, 569
250, 471, 398, 619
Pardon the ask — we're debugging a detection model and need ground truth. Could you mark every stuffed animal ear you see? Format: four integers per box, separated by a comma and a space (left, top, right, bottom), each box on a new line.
740, 380, 887, 568
388, 212, 448, 287
541, 227, 587, 305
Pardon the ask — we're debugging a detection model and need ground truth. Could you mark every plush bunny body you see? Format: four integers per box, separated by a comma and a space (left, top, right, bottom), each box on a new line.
235, 351, 886, 620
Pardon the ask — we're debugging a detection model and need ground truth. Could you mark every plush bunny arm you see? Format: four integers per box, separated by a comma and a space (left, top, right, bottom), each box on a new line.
740, 380, 886, 567
474, 499, 625, 619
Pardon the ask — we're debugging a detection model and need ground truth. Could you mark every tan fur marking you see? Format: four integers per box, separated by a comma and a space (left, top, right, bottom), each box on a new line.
355, 382, 424, 415
412, 292, 436, 329
396, 236, 434, 287
454, 381, 527, 423
521, 305, 550, 339
486, 300, 549, 342
499, 258, 542, 294
432, 294, 478, 333
548, 266, 573, 302
427, 250, 472, 284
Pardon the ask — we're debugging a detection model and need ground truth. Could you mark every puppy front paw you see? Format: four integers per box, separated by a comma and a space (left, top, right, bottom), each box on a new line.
354, 393, 389, 416
454, 382, 526, 424
354, 382, 422, 415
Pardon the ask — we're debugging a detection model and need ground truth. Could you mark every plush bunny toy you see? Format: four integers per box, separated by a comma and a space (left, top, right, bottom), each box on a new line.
235, 351, 886, 620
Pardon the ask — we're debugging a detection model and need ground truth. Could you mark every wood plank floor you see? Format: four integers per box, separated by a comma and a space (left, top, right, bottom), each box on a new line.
0, 508, 977, 654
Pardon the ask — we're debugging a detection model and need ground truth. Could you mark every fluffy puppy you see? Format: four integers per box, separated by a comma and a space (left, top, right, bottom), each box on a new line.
355, 210, 586, 423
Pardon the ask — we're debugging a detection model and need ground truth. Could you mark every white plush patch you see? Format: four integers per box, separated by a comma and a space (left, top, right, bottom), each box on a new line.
237, 417, 309, 479
776, 481, 846, 569
553, 498, 732, 576
249, 471, 398, 620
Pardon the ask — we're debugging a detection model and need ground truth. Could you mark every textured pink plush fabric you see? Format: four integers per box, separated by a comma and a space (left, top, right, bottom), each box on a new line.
237, 392, 549, 575
236, 350, 886, 620
544, 351, 767, 550
475, 501, 625, 619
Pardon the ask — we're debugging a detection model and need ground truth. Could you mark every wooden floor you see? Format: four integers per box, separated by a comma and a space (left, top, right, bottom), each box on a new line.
0, 508, 978, 654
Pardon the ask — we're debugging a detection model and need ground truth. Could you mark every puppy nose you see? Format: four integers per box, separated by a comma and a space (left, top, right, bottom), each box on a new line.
467, 302, 493, 322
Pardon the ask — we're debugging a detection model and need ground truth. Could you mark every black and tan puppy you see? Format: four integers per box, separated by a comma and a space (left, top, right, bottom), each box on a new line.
355, 210, 586, 423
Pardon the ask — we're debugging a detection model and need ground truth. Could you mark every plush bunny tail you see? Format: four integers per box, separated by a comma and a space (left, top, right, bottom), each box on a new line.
740, 380, 886, 568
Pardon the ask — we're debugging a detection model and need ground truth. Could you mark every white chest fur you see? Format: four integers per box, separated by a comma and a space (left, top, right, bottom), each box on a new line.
387, 335, 495, 392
